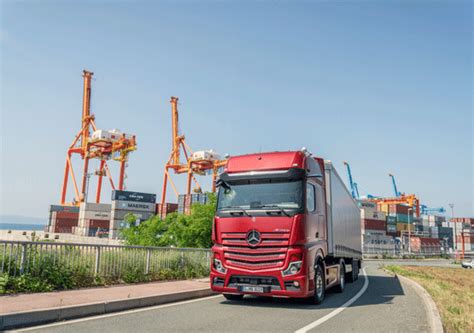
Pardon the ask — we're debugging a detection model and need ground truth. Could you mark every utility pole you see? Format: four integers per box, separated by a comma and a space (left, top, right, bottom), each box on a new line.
449, 203, 455, 251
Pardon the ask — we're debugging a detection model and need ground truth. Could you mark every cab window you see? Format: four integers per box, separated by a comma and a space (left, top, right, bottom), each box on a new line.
306, 183, 316, 212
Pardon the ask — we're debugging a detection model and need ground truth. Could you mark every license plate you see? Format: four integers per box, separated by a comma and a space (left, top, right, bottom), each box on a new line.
241, 286, 265, 293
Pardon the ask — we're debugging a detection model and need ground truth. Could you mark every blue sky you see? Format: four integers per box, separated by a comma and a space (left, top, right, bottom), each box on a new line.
1, 1, 472, 219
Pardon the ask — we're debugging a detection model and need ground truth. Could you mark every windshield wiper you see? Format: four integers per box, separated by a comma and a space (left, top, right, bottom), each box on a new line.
220, 206, 250, 216
258, 205, 290, 217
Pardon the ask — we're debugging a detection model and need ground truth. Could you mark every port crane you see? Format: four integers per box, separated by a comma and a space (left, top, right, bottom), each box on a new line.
342, 161, 381, 200
343, 161, 360, 199
420, 205, 446, 215
60, 70, 137, 206
160, 97, 227, 206
388, 173, 402, 197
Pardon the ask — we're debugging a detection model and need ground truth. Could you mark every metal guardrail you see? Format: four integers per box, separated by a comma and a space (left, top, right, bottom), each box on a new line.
363, 245, 447, 257
0, 240, 211, 278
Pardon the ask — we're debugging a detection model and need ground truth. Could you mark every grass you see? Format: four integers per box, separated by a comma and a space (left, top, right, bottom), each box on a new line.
385, 265, 474, 333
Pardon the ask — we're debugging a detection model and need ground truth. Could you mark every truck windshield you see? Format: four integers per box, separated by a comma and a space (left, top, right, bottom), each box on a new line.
217, 180, 303, 212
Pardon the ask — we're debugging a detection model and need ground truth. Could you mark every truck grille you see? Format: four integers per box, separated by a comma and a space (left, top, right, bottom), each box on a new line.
222, 232, 289, 270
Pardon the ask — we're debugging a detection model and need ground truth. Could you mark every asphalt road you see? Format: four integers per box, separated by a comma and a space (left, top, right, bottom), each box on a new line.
18, 262, 431, 333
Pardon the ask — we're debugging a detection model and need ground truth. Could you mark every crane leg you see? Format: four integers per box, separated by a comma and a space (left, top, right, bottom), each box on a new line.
60, 154, 70, 205
118, 160, 125, 190
161, 170, 168, 206
96, 159, 105, 203
80, 157, 89, 202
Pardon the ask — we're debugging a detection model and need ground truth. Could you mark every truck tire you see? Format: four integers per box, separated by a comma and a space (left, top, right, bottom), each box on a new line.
354, 261, 360, 281
223, 294, 244, 301
347, 260, 357, 283
309, 264, 326, 304
334, 261, 345, 293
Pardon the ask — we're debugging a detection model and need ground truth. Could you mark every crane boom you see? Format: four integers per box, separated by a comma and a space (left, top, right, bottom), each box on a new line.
389, 173, 401, 197
343, 161, 359, 199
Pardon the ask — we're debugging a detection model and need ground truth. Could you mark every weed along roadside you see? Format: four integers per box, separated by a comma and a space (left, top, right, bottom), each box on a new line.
385, 265, 474, 333
0, 242, 210, 294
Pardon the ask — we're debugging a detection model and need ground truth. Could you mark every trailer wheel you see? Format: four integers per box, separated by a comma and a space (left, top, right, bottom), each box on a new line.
347, 260, 357, 283
223, 294, 244, 301
334, 261, 345, 293
354, 261, 360, 281
309, 263, 326, 304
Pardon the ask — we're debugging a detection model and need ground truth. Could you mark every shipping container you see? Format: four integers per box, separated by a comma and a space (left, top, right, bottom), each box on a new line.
358, 201, 377, 210
387, 204, 411, 215
112, 190, 156, 203
361, 210, 386, 221
88, 219, 110, 229
49, 205, 80, 213
79, 210, 111, 220
79, 202, 111, 212
156, 203, 178, 219
111, 210, 155, 221
112, 200, 155, 212
396, 223, 414, 232
450, 217, 474, 224
388, 213, 415, 224
54, 211, 79, 219
363, 219, 386, 231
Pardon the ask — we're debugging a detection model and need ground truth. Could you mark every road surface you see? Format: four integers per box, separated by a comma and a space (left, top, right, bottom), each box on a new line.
18, 262, 431, 333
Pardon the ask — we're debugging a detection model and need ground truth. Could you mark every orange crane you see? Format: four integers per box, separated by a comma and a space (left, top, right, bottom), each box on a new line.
370, 194, 421, 217
160, 97, 227, 206
60, 70, 137, 206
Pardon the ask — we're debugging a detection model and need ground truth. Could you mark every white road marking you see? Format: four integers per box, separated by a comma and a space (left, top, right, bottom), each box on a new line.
14, 295, 223, 332
295, 267, 369, 333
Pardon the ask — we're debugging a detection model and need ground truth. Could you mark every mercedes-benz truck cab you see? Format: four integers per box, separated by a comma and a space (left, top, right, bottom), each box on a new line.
210, 150, 361, 304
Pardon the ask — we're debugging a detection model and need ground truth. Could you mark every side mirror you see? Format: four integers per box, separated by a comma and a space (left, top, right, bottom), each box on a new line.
216, 179, 230, 190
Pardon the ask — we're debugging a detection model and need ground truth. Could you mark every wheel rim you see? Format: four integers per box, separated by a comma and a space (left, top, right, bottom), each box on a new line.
316, 271, 323, 298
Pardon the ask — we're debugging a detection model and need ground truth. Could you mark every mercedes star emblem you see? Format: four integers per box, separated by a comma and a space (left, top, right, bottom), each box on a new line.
246, 230, 261, 247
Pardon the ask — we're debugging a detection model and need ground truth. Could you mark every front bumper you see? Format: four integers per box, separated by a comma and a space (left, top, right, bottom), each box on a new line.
210, 253, 312, 298
210, 270, 310, 298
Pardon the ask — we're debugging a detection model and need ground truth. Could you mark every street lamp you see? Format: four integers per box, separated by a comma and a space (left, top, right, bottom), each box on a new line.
408, 208, 413, 255
449, 203, 455, 251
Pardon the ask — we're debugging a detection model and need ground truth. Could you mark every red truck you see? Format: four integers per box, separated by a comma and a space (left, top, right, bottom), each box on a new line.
210, 150, 362, 304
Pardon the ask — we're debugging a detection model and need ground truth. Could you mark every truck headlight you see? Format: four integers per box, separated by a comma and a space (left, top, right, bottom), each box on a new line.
282, 261, 302, 276
213, 259, 227, 274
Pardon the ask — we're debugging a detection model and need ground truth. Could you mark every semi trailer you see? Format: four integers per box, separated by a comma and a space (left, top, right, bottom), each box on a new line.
210, 149, 362, 304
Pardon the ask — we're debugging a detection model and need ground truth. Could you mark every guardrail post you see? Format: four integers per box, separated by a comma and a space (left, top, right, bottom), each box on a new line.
20, 243, 27, 274
145, 249, 151, 274
94, 246, 101, 276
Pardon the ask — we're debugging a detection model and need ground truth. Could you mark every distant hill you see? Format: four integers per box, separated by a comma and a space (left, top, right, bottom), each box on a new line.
0, 215, 47, 225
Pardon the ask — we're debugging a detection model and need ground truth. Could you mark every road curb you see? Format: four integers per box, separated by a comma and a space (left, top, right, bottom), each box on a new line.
0, 288, 215, 330
395, 274, 444, 333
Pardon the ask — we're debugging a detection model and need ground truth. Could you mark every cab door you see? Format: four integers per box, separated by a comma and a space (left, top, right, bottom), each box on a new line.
305, 180, 318, 243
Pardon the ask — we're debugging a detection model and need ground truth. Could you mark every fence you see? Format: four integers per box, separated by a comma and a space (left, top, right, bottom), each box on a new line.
363, 244, 447, 258
0, 240, 211, 280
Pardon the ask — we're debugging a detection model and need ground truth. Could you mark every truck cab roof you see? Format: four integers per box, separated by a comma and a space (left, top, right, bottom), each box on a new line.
225, 151, 307, 174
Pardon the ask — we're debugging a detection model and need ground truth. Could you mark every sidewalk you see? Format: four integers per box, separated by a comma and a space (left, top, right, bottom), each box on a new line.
0, 278, 213, 330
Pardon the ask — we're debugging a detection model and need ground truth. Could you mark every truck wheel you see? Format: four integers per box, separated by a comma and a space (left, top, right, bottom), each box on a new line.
347, 260, 357, 283
334, 262, 345, 293
309, 264, 326, 304
354, 262, 360, 281
223, 294, 244, 301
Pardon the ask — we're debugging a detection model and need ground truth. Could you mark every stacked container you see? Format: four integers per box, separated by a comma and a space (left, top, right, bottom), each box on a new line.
386, 216, 397, 236
109, 190, 156, 239
155, 203, 178, 219
177, 193, 211, 215
359, 200, 386, 237
48, 205, 80, 233
75, 203, 111, 237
